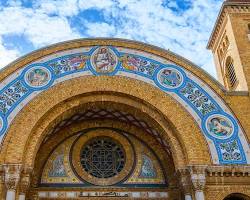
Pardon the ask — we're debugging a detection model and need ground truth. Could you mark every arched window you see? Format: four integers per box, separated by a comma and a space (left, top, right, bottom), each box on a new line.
225, 57, 238, 89
224, 193, 250, 200
248, 23, 250, 33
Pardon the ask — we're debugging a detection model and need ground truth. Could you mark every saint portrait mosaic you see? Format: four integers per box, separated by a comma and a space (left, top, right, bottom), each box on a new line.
24, 66, 51, 88
157, 67, 183, 89
206, 115, 234, 139
90, 46, 118, 74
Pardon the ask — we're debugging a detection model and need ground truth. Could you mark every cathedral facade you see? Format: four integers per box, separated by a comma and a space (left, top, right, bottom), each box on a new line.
0, 1, 250, 200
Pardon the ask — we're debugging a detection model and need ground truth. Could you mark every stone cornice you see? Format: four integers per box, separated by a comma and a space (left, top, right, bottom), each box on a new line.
207, 165, 250, 176
207, 1, 250, 50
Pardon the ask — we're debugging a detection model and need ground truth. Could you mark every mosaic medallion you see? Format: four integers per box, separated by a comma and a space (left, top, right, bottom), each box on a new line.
90, 47, 118, 74
157, 67, 183, 89
24, 66, 51, 88
206, 114, 234, 139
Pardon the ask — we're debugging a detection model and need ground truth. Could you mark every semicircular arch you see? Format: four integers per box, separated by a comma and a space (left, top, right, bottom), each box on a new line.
0, 38, 248, 165
1, 76, 211, 169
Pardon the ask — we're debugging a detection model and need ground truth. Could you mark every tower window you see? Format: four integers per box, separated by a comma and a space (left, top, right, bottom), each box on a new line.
225, 57, 238, 89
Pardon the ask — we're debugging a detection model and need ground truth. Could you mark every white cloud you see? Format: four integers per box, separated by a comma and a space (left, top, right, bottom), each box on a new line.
85, 22, 116, 37
0, 2, 81, 67
0, 38, 20, 68
78, 0, 114, 10
0, 0, 224, 77
33, 0, 79, 17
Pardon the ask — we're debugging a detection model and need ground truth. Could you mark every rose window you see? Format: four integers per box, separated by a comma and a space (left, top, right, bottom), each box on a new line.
80, 137, 125, 178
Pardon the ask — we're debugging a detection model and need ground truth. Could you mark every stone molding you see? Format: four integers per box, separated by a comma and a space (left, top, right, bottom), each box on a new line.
207, 165, 250, 177
207, 3, 250, 49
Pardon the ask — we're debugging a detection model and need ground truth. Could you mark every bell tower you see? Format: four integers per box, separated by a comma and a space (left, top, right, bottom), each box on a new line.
207, 0, 250, 91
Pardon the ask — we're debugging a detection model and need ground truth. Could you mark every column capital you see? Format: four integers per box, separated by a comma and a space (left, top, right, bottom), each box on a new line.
188, 165, 207, 192
0, 165, 4, 185
19, 167, 32, 194
178, 168, 192, 195
3, 164, 22, 190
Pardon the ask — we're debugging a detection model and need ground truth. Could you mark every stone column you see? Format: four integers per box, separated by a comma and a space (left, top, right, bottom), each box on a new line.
18, 168, 32, 200
0, 166, 5, 200
189, 165, 207, 200
3, 164, 22, 200
178, 168, 193, 200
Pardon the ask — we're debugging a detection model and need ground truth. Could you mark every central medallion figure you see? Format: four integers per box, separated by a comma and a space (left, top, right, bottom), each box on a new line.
90, 47, 118, 74
80, 137, 125, 178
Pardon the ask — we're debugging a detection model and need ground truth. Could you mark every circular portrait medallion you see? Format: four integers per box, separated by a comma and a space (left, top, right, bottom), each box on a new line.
71, 129, 135, 186
90, 47, 118, 74
206, 114, 234, 139
24, 66, 51, 88
157, 67, 183, 89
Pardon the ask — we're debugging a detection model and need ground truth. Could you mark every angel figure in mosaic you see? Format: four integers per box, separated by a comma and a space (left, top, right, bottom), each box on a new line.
68, 55, 87, 70
121, 55, 139, 71
208, 117, 233, 138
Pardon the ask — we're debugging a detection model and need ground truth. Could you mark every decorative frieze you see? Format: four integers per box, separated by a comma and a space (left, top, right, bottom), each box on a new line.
38, 191, 169, 199
207, 165, 250, 177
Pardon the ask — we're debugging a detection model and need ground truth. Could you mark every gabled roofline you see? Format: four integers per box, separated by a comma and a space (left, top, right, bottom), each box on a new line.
207, 0, 250, 50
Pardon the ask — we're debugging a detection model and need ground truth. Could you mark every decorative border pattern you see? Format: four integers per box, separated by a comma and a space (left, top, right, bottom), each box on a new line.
0, 45, 249, 165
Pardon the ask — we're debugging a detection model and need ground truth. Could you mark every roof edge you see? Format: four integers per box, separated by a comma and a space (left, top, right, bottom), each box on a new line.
207, 0, 250, 50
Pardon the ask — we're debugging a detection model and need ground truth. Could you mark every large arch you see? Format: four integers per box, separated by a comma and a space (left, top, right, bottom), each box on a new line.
1, 77, 209, 168
0, 38, 249, 166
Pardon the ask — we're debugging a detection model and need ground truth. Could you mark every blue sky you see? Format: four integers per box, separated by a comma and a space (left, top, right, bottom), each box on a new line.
0, 0, 224, 77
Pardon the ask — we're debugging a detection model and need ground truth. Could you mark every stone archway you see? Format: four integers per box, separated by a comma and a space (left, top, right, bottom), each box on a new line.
0, 38, 249, 200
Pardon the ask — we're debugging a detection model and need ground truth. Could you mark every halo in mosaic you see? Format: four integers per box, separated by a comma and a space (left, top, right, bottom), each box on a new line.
90, 47, 118, 74
206, 114, 234, 139
157, 67, 183, 89
24, 66, 51, 88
